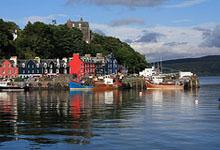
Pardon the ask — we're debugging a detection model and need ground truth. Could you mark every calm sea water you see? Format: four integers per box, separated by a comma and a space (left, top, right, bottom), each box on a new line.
0, 77, 220, 150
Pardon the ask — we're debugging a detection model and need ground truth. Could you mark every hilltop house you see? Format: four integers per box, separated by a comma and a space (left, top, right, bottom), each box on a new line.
66, 18, 91, 44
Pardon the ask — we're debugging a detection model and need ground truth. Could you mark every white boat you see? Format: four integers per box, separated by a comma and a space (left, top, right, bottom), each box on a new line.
0, 81, 29, 92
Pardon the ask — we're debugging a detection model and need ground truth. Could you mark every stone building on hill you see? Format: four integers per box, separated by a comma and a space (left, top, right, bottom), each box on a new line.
66, 18, 91, 44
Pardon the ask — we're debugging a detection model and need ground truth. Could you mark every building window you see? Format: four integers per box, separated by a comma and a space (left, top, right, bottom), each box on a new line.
23, 70, 25, 74
2, 70, 5, 74
32, 70, 34, 74
8, 70, 11, 74
8, 64, 11, 67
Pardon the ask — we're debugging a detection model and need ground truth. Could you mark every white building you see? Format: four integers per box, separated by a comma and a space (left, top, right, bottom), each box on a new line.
179, 71, 193, 78
139, 66, 157, 77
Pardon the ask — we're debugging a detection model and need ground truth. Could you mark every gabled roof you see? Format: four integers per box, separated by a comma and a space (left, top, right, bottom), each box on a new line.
0, 59, 16, 67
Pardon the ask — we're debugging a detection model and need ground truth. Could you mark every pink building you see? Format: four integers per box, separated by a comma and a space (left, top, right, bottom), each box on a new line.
0, 59, 18, 79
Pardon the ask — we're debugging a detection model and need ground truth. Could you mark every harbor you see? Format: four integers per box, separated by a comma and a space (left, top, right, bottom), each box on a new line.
1, 0, 220, 149
0, 77, 219, 149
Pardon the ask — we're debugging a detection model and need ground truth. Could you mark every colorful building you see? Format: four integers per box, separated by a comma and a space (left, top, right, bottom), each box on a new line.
105, 53, 118, 75
69, 54, 85, 79
93, 53, 105, 76
18, 59, 43, 78
81, 54, 96, 77
0, 59, 18, 79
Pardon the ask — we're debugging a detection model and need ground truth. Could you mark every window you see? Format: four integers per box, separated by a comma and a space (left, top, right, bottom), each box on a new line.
2, 70, 5, 74
23, 70, 25, 74
8, 64, 11, 67
8, 70, 11, 74
32, 70, 34, 73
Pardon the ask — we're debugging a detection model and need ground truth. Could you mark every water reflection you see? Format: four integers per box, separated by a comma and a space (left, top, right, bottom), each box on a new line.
0, 86, 220, 149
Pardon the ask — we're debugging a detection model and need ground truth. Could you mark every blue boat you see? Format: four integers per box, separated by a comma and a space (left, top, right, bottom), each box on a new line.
69, 81, 94, 91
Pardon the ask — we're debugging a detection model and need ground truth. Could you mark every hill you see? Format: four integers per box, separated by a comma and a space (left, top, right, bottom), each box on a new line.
0, 19, 148, 73
161, 55, 220, 76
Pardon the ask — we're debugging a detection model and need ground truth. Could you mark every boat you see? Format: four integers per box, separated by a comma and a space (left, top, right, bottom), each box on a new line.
146, 80, 184, 90
69, 76, 122, 91
69, 81, 94, 91
0, 81, 29, 92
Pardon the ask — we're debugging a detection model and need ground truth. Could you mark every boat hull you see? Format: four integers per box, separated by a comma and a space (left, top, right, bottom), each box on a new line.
0, 86, 29, 92
146, 81, 184, 90
69, 81, 93, 91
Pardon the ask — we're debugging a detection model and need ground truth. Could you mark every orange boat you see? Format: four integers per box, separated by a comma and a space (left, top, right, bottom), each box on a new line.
146, 80, 184, 90
93, 80, 122, 91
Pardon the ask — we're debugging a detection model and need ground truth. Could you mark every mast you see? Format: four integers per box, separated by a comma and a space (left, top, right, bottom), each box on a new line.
160, 57, 163, 74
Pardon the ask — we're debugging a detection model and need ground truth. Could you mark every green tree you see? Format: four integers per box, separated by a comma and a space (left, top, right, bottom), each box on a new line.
0, 19, 18, 58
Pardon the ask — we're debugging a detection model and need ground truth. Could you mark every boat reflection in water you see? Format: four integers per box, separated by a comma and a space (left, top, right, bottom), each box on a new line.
1, 86, 219, 150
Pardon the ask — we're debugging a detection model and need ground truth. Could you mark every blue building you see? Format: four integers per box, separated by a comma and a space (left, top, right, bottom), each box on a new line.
18, 57, 69, 78
18, 59, 43, 78
105, 53, 118, 75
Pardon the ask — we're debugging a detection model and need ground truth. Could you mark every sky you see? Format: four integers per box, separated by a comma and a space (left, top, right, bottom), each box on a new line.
1, 0, 220, 62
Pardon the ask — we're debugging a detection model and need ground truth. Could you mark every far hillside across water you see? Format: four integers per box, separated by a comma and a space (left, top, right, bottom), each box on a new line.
158, 55, 220, 76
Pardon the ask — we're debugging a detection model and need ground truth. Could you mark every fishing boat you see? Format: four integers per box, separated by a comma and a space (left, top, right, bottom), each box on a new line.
69, 76, 122, 91
146, 80, 184, 90
0, 81, 29, 92
69, 81, 94, 91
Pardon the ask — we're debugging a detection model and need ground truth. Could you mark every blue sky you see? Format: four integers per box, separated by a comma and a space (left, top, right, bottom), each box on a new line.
1, 0, 220, 61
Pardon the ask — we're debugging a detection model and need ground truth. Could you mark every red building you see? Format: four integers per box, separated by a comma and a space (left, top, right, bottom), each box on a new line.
82, 54, 96, 77
69, 54, 96, 79
84, 62, 96, 76
69, 54, 85, 79
0, 60, 18, 79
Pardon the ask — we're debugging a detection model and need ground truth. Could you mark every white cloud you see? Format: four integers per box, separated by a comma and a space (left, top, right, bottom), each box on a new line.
67, 0, 168, 7
172, 19, 191, 24
165, 0, 207, 8
91, 22, 220, 62
91, 23, 142, 40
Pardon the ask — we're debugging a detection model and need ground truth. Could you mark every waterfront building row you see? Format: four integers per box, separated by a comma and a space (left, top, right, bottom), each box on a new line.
0, 53, 120, 79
